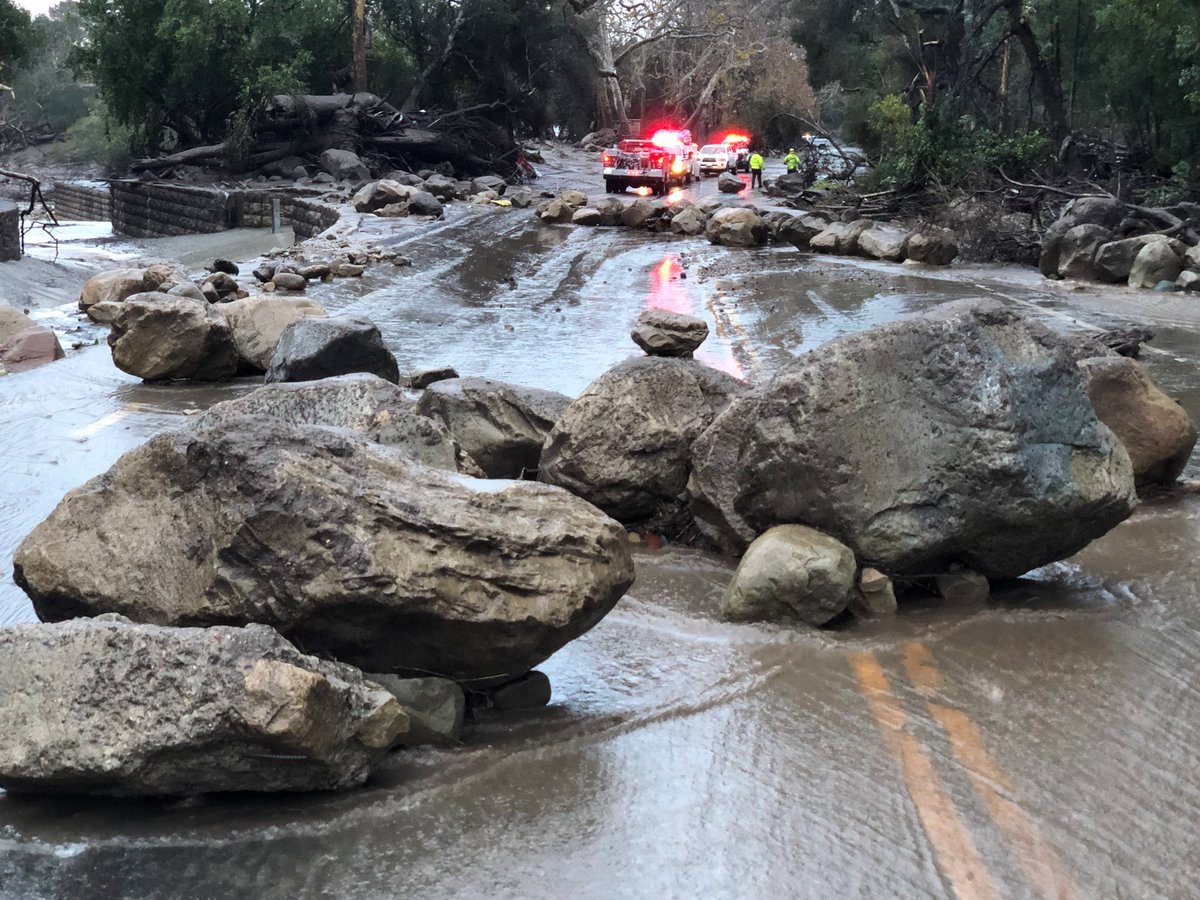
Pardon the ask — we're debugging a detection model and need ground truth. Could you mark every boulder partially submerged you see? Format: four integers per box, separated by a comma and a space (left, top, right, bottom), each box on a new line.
689, 299, 1137, 576
15, 416, 634, 684
0, 617, 407, 796
415, 377, 570, 479
108, 292, 239, 381
265, 315, 400, 384
540, 357, 744, 524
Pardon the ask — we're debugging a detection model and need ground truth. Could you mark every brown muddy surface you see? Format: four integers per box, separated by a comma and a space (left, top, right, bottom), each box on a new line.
1, 154, 1199, 899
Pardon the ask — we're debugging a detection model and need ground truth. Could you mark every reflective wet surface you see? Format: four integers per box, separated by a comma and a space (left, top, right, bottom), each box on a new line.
2, 154, 1200, 898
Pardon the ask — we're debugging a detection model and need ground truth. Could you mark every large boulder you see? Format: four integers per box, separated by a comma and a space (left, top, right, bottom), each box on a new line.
221, 296, 327, 371
352, 180, 443, 218
422, 173, 457, 201
1129, 241, 1184, 289
1094, 234, 1175, 283
79, 265, 173, 313
536, 198, 575, 224
108, 292, 239, 382
631, 309, 709, 358
415, 377, 570, 479
717, 172, 745, 193
14, 417, 636, 684
1040, 197, 1127, 276
319, 148, 370, 182
857, 224, 909, 262
772, 213, 830, 251
1079, 356, 1197, 486
669, 206, 706, 236
1056, 224, 1112, 280
266, 315, 400, 384
0, 617, 407, 797
539, 357, 745, 523
471, 175, 507, 196
195, 374, 473, 473
903, 229, 959, 266
809, 220, 872, 255
621, 199, 657, 228
688, 299, 1137, 576
721, 525, 857, 626
706, 208, 768, 248
0, 324, 64, 372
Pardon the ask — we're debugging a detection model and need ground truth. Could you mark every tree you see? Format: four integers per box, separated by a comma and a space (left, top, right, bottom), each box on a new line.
0, 0, 34, 82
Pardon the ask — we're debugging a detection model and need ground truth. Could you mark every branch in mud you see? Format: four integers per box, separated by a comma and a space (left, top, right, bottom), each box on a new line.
0, 167, 58, 225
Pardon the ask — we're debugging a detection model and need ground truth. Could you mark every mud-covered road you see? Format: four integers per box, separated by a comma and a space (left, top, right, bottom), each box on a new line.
2, 152, 1199, 899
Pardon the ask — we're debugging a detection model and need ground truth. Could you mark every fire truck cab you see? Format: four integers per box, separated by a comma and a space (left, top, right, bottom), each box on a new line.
601, 129, 700, 196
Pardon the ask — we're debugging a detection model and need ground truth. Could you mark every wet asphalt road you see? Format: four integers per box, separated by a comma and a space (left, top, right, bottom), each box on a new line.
2, 152, 1200, 898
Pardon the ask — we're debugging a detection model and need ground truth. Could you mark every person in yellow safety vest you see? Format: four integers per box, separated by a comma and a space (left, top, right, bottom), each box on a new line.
749, 151, 765, 189
784, 147, 801, 174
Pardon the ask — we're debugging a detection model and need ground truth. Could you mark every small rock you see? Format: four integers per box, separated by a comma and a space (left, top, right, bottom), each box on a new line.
330, 262, 365, 278
631, 309, 709, 358
167, 283, 205, 302
252, 264, 276, 283
272, 272, 307, 291
300, 264, 331, 280
850, 567, 898, 619
366, 674, 465, 746
721, 525, 857, 626
935, 570, 990, 604
1178, 270, 1200, 292
409, 365, 459, 390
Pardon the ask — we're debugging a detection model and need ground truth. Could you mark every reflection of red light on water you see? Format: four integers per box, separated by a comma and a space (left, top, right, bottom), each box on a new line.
645, 254, 745, 380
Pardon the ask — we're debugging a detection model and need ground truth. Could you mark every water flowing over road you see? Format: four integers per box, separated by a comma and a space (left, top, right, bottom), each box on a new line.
2, 157, 1199, 899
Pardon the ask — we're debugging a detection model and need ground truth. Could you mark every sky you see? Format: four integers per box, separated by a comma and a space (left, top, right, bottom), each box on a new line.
15, 0, 56, 16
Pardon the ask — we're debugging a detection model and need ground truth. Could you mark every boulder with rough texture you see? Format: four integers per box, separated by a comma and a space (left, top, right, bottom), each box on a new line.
857, 224, 910, 262
219, 297, 327, 372
271, 271, 307, 291
669, 206, 706, 235
936, 570, 990, 604
852, 568, 898, 619
560, 190, 588, 209
1080, 356, 1197, 486
810, 220, 873, 255
415, 377, 570, 478
409, 365, 459, 389
774, 213, 830, 251
367, 674, 465, 745
352, 180, 443, 218
1129, 241, 1184, 289
319, 148, 370, 182
621, 199, 656, 228
0, 617, 407, 797
1178, 270, 1200, 292
1040, 197, 1127, 276
1057, 224, 1112, 280
1094, 234, 1173, 283
79, 265, 173, 313
14, 418, 635, 684
471, 175, 507, 196
592, 197, 625, 226
721, 525, 857, 626
717, 172, 745, 193
536, 198, 575, 224
706, 208, 767, 248
631, 309, 709, 357
109, 292, 238, 381
689, 299, 1137, 577
266, 315, 400, 384
195, 374, 473, 473
572, 207, 602, 226
540, 357, 745, 522
903, 230, 959, 266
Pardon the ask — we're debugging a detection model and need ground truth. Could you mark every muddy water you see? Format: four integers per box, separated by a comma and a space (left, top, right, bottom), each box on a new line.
3, 176, 1200, 898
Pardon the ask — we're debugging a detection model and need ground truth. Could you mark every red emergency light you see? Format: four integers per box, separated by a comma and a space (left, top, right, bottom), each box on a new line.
651, 129, 682, 148
722, 132, 750, 144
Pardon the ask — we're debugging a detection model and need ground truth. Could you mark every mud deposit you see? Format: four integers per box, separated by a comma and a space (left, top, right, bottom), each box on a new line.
2, 158, 1199, 898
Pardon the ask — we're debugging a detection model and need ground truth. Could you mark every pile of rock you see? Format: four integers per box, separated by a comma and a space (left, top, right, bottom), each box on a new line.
533, 190, 960, 263
539, 299, 1183, 626
7, 374, 635, 796
1, 302, 64, 374
1039, 196, 1200, 290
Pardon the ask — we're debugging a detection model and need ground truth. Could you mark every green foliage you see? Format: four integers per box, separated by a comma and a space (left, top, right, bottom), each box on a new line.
866, 105, 1051, 190
11, 3, 93, 132
0, 0, 36, 80
54, 99, 134, 170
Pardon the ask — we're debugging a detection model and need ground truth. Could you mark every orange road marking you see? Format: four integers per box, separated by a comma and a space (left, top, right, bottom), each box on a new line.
903, 642, 1080, 900
849, 651, 1001, 900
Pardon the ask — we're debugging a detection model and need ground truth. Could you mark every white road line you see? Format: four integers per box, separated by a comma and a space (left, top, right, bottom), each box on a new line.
69, 404, 143, 441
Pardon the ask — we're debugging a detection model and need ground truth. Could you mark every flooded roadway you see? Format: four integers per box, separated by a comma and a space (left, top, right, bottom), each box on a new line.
2, 157, 1200, 898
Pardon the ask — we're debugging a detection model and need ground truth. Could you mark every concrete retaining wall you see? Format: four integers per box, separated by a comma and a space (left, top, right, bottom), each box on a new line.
109, 182, 341, 240
0, 200, 19, 261
53, 182, 112, 222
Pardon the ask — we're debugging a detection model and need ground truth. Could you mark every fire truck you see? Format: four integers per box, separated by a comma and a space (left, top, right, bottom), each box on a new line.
601, 129, 700, 195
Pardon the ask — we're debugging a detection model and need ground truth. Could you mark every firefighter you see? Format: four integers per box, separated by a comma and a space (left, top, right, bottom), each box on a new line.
749, 150, 764, 189
784, 147, 801, 175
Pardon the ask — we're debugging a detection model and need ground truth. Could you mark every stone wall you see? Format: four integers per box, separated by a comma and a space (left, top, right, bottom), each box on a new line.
109, 182, 341, 241
0, 200, 19, 262
53, 182, 112, 222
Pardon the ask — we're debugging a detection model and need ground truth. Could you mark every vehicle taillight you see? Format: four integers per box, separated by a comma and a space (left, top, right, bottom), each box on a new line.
650, 152, 664, 168
671, 158, 685, 174
602, 154, 614, 166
